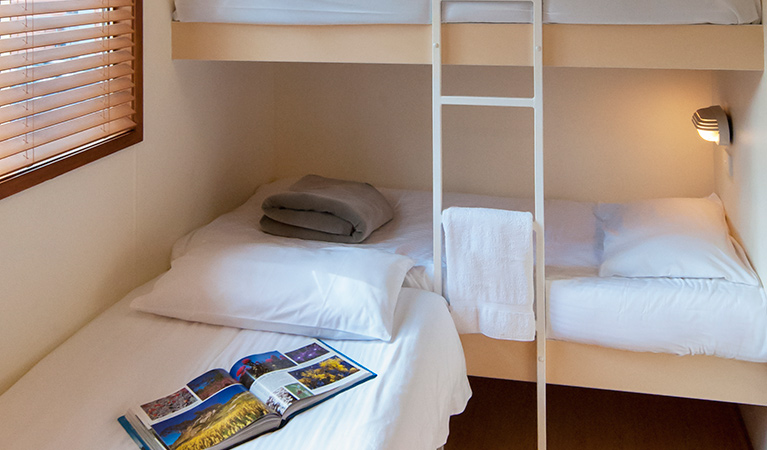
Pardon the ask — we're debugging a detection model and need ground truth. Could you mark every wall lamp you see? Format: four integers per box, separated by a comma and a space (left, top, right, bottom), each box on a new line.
692, 105, 731, 146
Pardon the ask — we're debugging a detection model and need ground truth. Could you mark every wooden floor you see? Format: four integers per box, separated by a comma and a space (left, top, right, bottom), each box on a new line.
445, 376, 753, 450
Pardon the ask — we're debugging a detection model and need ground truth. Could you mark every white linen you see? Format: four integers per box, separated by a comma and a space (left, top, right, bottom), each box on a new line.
443, 207, 534, 340
174, 0, 428, 24
597, 194, 760, 286
0, 283, 471, 450
443, 0, 761, 24
548, 275, 767, 362
131, 244, 415, 341
174, 0, 762, 25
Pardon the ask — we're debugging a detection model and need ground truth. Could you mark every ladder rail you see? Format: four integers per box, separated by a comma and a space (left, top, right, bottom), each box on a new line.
532, 1, 547, 449
431, 0, 546, 448
432, 0, 443, 297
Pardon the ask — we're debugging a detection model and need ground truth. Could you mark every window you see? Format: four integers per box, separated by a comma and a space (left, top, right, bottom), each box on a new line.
0, 0, 142, 199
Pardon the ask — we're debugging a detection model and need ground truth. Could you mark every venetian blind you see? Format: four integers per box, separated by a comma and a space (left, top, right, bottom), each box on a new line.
0, 0, 138, 183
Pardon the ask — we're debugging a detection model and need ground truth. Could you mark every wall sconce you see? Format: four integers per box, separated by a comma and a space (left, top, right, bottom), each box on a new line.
692, 105, 730, 145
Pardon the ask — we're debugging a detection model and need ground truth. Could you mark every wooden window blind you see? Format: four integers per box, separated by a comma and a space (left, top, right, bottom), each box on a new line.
0, 0, 142, 199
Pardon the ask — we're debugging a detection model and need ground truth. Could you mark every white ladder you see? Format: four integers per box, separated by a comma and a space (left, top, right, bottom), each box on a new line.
430, 1, 546, 449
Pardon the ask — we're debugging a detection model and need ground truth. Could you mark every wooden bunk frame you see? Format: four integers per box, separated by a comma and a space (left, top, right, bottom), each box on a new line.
170, 4, 767, 441
172, 22, 764, 70
462, 335, 767, 407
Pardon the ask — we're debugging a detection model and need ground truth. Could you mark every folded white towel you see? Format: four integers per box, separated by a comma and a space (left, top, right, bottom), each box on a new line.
443, 207, 535, 341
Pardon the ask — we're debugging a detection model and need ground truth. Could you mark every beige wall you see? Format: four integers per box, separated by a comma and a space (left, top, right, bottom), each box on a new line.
274, 63, 714, 201
0, 1, 275, 393
713, 4, 767, 446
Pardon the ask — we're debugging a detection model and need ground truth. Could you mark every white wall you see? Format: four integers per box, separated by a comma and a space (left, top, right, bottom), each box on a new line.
716, 66, 767, 447
714, 72, 767, 275
713, 5, 767, 446
0, 0, 276, 394
273, 63, 714, 201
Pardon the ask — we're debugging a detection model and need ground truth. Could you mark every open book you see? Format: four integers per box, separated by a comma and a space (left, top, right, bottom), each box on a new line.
119, 339, 375, 450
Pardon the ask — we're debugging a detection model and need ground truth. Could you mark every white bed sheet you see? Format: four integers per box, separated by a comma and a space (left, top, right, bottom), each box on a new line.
175, 179, 767, 362
443, 1, 762, 25
0, 282, 470, 450
173, 0, 761, 25
547, 271, 767, 362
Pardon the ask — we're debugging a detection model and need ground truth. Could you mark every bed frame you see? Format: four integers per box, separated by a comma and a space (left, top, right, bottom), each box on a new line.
461, 335, 767, 407
171, 22, 763, 70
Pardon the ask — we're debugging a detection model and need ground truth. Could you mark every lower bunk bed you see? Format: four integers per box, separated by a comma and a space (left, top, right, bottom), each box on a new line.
0, 253, 471, 449
171, 177, 767, 406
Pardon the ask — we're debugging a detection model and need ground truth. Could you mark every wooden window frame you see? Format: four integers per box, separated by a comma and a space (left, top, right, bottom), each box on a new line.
0, 0, 143, 200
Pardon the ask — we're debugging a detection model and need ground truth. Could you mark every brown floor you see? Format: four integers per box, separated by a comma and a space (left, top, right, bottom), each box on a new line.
445, 376, 752, 450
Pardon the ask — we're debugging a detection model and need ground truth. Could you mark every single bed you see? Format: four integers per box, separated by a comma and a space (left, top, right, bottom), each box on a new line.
168, 178, 767, 405
0, 248, 471, 449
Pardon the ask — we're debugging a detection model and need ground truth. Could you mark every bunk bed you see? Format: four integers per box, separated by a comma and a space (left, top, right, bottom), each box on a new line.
170, 0, 765, 70
168, 3, 767, 448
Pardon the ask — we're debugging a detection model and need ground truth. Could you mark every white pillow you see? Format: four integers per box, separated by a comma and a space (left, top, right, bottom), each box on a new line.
596, 194, 759, 285
544, 199, 600, 268
131, 243, 415, 341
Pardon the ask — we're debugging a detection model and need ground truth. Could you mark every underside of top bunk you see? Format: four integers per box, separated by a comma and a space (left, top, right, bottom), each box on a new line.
171, 22, 764, 70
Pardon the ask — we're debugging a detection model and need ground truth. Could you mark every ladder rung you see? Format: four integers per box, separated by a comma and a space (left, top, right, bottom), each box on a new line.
441, 95, 535, 108
442, 0, 540, 3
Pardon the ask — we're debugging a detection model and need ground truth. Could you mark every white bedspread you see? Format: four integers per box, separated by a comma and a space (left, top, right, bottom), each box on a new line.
174, 0, 761, 25
0, 283, 470, 450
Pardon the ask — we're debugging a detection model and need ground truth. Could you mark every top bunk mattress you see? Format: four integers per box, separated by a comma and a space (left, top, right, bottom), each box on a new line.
173, 0, 762, 25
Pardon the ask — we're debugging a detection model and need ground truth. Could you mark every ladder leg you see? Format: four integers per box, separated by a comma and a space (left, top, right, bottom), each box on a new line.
532, 0, 546, 448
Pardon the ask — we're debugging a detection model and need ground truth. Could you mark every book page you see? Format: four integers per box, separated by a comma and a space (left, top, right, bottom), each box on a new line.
135, 369, 276, 450
229, 340, 373, 417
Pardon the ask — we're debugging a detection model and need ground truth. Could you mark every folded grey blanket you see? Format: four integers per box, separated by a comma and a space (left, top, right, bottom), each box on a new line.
260, 175, 394, 243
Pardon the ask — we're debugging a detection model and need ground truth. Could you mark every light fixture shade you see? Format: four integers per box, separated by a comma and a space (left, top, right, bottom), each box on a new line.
692, 105, 730, 145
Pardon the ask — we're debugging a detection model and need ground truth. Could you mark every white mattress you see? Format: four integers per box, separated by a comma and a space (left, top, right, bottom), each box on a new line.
174, 179, 767, 362
548, 275, 767, 362
174, 0, 762, 25
0, 283, 470, 450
